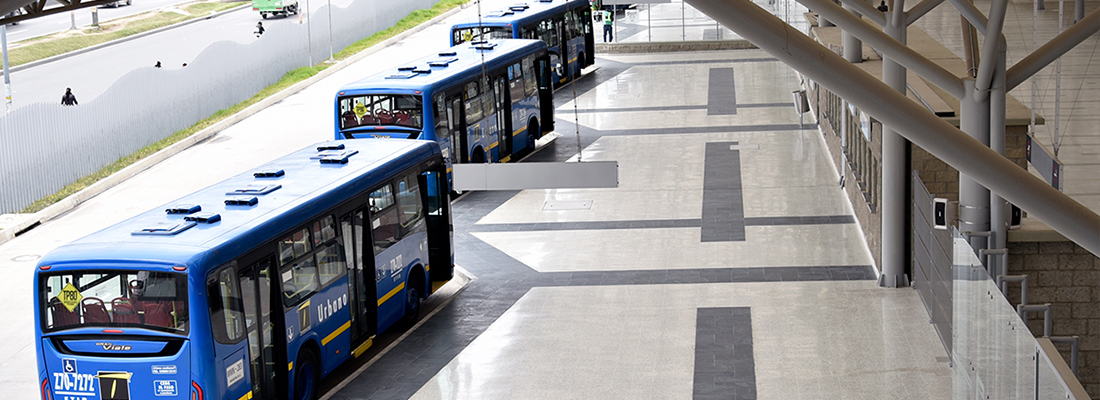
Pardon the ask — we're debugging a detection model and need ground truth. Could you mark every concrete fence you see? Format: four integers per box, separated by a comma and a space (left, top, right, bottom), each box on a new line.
0, 0, 438, 214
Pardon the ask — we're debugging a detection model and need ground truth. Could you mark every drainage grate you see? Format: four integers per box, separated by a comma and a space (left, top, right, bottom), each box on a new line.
542, 201, 593, 211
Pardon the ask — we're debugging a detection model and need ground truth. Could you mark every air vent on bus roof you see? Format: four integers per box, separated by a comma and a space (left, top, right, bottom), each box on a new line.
225, 196, 259, 206
132, 221, 196, 236
254, 169, 285, 178
412, 67, 431, 74
510, 3, 529, 10
184, 212, 221, 224
438, 51, 457, 57
428, 58, 459, 67
311, 150, 359, 161
397, 66, 417, 71
474, 42, 498, 50
317, 144, 345, 151
386, 72, 418, 79
166, 204, 201, 214
226, 184, 281, 196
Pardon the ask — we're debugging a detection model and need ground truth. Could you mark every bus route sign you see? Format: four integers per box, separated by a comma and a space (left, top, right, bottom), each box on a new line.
59, 283, 83, 312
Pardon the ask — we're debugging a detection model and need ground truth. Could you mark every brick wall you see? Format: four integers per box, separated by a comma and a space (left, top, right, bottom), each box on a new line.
1006, 241, 1100, 396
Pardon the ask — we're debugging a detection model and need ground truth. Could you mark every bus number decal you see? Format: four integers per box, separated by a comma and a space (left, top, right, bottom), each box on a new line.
153, 380, 177, 396
52, 371, 96, 396
226, 358, 244, 387
389, 254, 404, 282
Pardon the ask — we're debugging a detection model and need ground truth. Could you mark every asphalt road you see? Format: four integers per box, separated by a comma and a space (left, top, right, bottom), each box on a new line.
4, 0, 204, 43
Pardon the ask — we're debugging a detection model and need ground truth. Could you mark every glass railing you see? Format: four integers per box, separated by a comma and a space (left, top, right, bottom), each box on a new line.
951, 229, 1089, 399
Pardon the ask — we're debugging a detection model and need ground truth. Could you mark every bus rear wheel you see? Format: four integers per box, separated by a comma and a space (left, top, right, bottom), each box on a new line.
294, 349, 320, 400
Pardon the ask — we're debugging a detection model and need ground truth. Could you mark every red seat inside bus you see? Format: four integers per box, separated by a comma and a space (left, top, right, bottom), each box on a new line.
49, 297, 80, 327
81, 297, 110, 323
111, 297, 140, 323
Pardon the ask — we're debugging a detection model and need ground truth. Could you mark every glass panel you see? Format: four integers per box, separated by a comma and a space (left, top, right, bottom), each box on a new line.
41, 269, 189, 334
280, 256, 318, 306
452, 26, 513, 44
312, 215, 336, 246
397, 174, 423, 228
316, 243, 346, 286
337, 94, 423, 129
278, 228, 311, 266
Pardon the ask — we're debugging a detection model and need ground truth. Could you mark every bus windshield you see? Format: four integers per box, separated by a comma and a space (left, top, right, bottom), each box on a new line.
40, 269, 188, 334
452, 26, 513, 45
338, 94, 423, 130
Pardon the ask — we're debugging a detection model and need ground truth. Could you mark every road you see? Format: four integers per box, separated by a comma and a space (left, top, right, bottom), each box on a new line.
0, 1, 524, 397
4, 0, 203, 43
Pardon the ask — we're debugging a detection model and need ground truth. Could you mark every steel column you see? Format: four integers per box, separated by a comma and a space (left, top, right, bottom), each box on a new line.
905, 0, 944, 25
945, 0, 989, 34
797, 0, 965, 98
842, 1, 863, 62
840, 0, 886, 25
974, 0, 1008, 100
1005, 8, 1099, 90
880, 12, 910, 287
989, 45, 1008, 250
959, 79, 991, 251
684, 0, 1100, 255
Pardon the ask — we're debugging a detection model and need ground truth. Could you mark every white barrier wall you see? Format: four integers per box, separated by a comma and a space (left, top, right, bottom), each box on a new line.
0, 0, 438, 213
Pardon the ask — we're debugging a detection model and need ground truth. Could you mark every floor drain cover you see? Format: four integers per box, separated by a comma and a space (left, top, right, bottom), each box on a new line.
543, 201, 592, 211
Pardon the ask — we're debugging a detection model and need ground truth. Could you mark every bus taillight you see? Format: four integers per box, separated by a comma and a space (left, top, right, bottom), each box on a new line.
40, 377, 52, 400
38, 265, 50, 270
191, 381, 203, 400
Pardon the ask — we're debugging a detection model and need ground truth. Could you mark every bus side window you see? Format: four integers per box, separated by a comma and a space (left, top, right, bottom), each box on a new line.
434, 94, 450, 142
522, 57, 537, 97
209, 266, 246, 344
509, 64, 525, 102
396, 174, 423, 231
481, 76, 496, 117
370, 184, 399, 256
312, 215, 345, 286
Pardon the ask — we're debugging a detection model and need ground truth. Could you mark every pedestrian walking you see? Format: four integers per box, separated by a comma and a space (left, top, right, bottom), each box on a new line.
255, 21, 265, 37
61, 87, 77, 106
154, 60, 161, 68
602, 9, 613, 42
877, 1, 888, 12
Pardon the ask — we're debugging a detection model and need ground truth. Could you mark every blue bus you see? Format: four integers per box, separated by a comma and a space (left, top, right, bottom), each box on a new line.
335, 39, 554, 169
450, 0, 595, 85
34, 139, 454, 400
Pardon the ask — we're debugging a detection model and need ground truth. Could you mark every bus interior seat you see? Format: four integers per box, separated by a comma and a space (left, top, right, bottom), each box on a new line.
143, 302, 173, 327
375, 109, 393, 124
111, 297, 140, 323
81, 297, 111, 323
342, 111, 358, 127
49, 297, 80, 327
360, 112, 379, 125
393, 110, 412, 126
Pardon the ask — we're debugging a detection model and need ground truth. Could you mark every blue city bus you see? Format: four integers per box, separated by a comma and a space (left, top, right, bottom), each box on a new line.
450, 0, 595, 85
34, 139, 454, 400
335, 39, 554, 171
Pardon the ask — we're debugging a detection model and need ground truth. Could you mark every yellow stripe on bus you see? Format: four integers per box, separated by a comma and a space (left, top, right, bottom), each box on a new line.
288, 362, 293, 371
322, 321, 351, 346
353, 338, 374, 358
489, 141, 499, 150
378, 282, 405, 306
238, 391, 253, 400
512, 125, 527, 137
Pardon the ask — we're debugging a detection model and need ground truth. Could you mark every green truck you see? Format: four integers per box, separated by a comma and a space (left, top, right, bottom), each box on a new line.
252, 0, 298, 19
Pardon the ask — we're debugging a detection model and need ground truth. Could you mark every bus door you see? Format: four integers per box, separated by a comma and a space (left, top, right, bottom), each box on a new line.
536, 54, 555, 133
340, 208, 378, 346
447, 96, 467, 163
237, 257, 285, 400
421, 169, 454, 289
582, 8, 595, 66
495, 76, 512, 160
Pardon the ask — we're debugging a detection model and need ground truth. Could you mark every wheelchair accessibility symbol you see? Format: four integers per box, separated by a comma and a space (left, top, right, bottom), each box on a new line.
63, 358, 77, 374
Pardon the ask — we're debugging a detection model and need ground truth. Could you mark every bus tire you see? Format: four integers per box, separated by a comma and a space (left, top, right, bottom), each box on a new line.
471, 148, 486, 164
294, 348, 320, 400
578, 51, 586, 70
403, 280, 421, 326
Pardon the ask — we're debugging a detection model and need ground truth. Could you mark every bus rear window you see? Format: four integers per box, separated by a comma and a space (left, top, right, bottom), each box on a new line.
40, 270, 188, 334
338, 94, 423, 130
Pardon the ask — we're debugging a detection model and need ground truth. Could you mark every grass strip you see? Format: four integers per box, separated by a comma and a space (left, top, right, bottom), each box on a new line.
20, 0, 469, 213
8, 1, 244, 66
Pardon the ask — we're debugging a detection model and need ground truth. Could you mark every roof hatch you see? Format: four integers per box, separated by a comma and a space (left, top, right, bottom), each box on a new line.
510, 3, 529, 10
225, 196, 259, 206
311, 150, 359, 164
166, 204, 201, 214
226, 184, 282, 196
428, 58, 459, 67
317, 144, 345, 151
473, 42, 498, 50
254, 169, 285, 178
132, 221, 196, 236
184, 212, 221, 224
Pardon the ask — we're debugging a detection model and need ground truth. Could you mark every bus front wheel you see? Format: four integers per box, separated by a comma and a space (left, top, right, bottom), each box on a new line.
294, 349, 320, 400
403, 283, 421, 326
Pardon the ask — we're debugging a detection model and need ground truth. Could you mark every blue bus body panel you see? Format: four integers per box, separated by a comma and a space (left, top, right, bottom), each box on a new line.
35, 139, 445, 400
449, 0, 590, 81
334, 38, 547, 141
